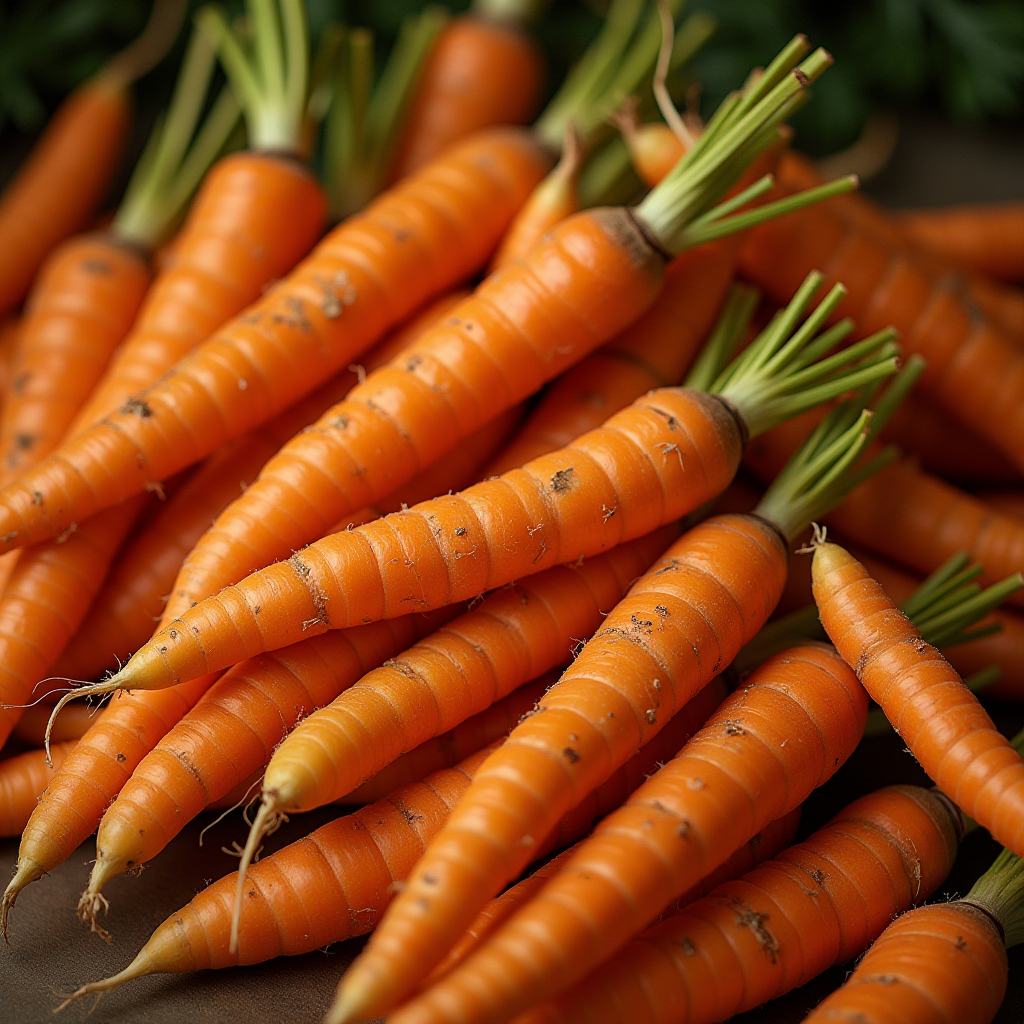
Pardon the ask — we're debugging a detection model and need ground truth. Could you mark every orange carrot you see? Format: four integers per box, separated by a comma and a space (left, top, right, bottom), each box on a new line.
427, 808, 801, 985
513, 785, 962, 1024
376, 641, 869, 1024
980, 490, 1024, 523
963, 274, 1024, 348
10, 701, 97, 748
812, 539, 1024, 855
803, 844, 1024, 1024
0, 0, 187, 317
0, 672, 217, 941
898, 203, 1024, 284
0, 741, 78, 837
77, 606, 461, 932
56, 680, 725, 1005
387, 0, 545, 181
0, 317, 21, 416
326, 392, 885, 1021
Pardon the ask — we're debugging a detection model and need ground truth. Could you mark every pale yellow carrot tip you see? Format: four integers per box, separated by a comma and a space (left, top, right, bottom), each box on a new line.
53, 959, 140, 1015
229, 800, 287, 954
1, 857, 45, 948
77, 889, 112, 945
44, 680, 120, 764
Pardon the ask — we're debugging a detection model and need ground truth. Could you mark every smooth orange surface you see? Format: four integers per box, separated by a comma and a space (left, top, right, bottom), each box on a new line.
0, 740, 77, 837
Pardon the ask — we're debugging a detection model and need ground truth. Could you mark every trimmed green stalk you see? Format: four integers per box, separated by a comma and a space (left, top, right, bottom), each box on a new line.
965, 844, 1024, 950
683, 283, 759, 392
471, 0, 547, 26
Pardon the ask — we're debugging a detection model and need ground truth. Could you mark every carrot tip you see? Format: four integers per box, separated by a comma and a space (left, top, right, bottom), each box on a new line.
77, 890, 112, 945
794, 522, 828, 555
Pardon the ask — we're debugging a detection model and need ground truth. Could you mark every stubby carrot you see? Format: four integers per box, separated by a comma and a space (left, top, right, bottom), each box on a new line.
812, 539, 1024, 855
803, 845, 1024, 1024
0, 741, 78, 837
55, 681, 724, 1005
512, 785, 962, 1024
0, 0, 187, 317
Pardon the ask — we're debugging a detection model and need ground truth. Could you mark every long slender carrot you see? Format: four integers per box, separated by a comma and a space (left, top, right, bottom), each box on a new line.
0, 0, 187, 318
897, 203, 1024, 285
426, 807, 801, 985
0, 39, 842, 560
0, 741, 78, 838
803, 846, 1024, 1024
380, 641, 870, 1024
77, 606, 462, 934
326, 394, 886, 1021
509, 784, 962, 1024
56, 680, 725, 1006
71, 260, 896, 705
10, 701, 97, 747
812, 539, 1024, 855
0, 672, 217, 942
387, 0, 545, 181
739, 175, 1024, 475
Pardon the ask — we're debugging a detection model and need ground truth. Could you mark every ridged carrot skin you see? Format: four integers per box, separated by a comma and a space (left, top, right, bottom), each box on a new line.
898, 203, 1024, 284
107, 387, 743, 692
72, 152, 327, 430
72, 682, 724, 993
802, 901, 1007, 1024
258, 526, 678, 818
388, 16, 544, 181
0, 128, 551, 553
0, 316, 19, 407
520, 785, 961, 1024
2, 672, 218, 936
0, 78, 129, 318
337, 513, 789, 1015
136, 205, 667, 627
812, 542, 1024, 856
0, 235, 150, 482
389, 644, 868, 1024
427, 808, 802, 985
738, 185, 1024, 474
84, 607, 460, 897
0, 741, 77, 837
485, 239, 740, 475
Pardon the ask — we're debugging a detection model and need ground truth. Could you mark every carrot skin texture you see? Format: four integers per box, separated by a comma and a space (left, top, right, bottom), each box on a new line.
389, 643, 868, 1024
144, 205, 667, 622
738, 187, 1024, 474
262, 526, 679, 815
803, 901, 1007, 1024
388, 17, 544, 181
91, 685, 723, 986
88, 608, 460, 888
0, 741, 77, 836
520, 785, 961, 1024
0, 128, 551, 551
337, 512, 789, 1015
485, 239, 740, 475
812, 542, 1024, 856
0, 78, 129, 318
115, 387, 743, 690
0, 235, 150, 482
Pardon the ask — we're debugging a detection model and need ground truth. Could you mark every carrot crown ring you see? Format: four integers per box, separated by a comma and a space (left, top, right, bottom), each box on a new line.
113, 20, 242, 250
965, 845, 1024, 950
198, 0, 308, 155
323, 10, 447, 220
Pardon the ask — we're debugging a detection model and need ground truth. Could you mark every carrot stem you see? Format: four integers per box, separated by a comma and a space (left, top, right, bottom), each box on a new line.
683, 283, 759, 391
966, 847, 1024, 949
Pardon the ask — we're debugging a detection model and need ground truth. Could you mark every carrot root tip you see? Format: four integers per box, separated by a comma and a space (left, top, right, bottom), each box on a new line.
1, 859, 43, 947
795, 521, 828, 555
77, 890, 112, 944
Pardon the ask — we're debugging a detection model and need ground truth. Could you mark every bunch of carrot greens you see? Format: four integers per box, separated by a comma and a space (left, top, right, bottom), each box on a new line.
0, 2, 1021, 1022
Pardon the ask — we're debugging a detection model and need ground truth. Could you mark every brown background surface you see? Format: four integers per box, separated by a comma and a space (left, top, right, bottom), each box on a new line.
2, 112, 1023, 1022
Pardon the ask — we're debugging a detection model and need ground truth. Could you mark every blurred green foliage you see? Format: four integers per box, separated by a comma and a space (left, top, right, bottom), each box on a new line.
2, 0, 1022, 153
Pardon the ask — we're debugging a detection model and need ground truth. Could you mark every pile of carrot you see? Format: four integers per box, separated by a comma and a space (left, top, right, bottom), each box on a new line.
0, 2, 1021, 1022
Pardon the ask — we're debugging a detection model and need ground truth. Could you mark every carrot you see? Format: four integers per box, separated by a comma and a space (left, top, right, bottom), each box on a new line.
897, 203, 1024, 285
739, 172, 1024, 476
0, 741, 78, 838
326, 388, 887, 1020
981, 489, 1024, 522
962, 274, 1024, 348
56, 679, 725, 1006
811, 539, 1024, 856
230, 524, 681, 927
387, 0, 545, 181
509, 785, 962, 1024
77, 605, 462, 935
0, 0, 187, 318
74, 258, 896, 705
376, 639, 870, 1024
489, 126, 583, 272
803, 846, 1024, 1024
0, 317, 19, 411
0, 34, 843, 559
613, 99, 689, 188
0, 672, 217, 942
55, 291, 471, 682
10, 701, 97, 748
427, 808, 801, 985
